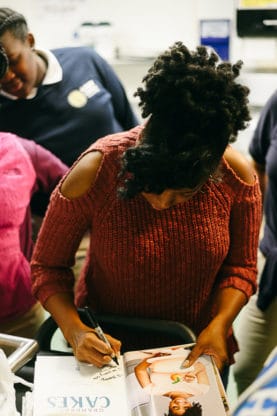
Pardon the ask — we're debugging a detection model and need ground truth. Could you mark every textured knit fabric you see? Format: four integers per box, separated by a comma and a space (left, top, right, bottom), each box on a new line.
0, 133, 36, 322
0, 47, 138, 166
16, 136, 68, 259
249, 90, 277, 310
0, 132, 68, 323
31, 127, 262, 359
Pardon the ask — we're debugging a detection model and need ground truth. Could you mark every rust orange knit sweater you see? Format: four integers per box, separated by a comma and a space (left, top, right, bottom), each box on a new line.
31, 127, 262, 357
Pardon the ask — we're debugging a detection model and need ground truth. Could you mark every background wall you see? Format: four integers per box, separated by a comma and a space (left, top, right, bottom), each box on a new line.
1, 0, 277, 153
0, 0, 236, 58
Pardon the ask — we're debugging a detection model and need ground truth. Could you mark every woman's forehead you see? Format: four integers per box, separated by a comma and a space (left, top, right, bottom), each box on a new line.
0, 30, 24, 53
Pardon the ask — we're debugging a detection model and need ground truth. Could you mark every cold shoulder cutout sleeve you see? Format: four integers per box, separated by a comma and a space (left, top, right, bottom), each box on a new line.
31, 150, 104, 306
223, 145, 255, 185
61, 151, 103, 199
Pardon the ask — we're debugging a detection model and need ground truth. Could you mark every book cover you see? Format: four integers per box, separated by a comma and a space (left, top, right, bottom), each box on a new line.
32, 345, 229, 416
32, 355, 129, 415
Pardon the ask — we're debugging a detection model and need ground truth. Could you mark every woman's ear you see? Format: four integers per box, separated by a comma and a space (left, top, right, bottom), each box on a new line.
27, 32, 35, 48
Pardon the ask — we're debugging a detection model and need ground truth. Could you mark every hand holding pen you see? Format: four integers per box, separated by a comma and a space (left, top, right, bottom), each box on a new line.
84, 306, 119, 365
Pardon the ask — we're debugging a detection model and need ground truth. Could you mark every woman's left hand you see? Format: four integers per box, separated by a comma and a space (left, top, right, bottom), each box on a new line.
183, 322, 229, 372
184, 287, 248, 372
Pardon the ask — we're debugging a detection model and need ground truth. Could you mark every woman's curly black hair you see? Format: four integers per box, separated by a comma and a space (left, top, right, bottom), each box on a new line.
118, 41, 250, 199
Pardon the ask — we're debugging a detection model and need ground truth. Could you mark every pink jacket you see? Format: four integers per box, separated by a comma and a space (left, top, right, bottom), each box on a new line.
0, 132, 68, 322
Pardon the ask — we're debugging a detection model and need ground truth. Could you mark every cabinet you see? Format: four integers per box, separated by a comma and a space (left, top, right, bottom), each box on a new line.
237, 8, 277, 37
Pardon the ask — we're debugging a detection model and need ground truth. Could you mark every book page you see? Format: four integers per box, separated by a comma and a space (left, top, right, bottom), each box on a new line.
32, 355, 129, 416
123, 344, 229, 416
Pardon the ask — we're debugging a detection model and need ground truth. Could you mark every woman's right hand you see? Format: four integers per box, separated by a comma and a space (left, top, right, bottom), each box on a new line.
67, 326, 121, 367
43, 294, 121, 367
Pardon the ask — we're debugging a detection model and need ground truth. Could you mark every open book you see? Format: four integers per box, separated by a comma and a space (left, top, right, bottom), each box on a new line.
31, 344, 229, 416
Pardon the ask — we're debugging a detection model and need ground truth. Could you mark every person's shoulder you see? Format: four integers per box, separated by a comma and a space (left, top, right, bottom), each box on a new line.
0, 132, 35, 176
61, 150, 103, 199
261, 89, 277, 115
61, 127, 141, 199
52, 46, 99, 59
9, 135, 44, 164
267, 89, 277, 105
223, 146, 255, 185
0, 131, 26, 153
0, 131, 17, 142
52, 46, 107, 72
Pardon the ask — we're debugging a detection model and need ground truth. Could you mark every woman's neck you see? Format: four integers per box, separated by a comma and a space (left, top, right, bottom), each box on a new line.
34, 51, 48, 86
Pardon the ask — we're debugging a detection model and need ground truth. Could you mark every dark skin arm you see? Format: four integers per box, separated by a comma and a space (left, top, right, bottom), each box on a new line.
44, 292, 121, 367
185, 147, 257, 372
185, 287, 247, 372
43, 151, 121, 367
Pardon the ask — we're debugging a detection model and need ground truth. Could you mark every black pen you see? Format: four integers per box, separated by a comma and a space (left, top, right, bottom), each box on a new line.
84, 306, 119, 365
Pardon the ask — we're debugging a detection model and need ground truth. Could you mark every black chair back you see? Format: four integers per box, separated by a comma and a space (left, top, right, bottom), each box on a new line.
36, 308, 196, 354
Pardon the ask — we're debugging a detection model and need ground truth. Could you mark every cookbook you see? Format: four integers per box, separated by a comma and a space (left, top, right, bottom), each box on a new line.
31, 344, 229, 416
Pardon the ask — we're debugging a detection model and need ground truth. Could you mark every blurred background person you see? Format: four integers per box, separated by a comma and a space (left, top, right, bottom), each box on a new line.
0, 7, 138, 168
233, 88, 277, 395
232, 346, 277, 416
0, 6, 138, 277
0, 131, 67, 339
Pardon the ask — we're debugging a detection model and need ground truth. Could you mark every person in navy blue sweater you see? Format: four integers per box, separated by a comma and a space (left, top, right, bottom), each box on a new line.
233, 89, 277, 395
0, 7, 138, 168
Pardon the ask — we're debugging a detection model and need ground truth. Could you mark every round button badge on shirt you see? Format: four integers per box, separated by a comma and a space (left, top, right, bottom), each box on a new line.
67, 90, 88, 108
